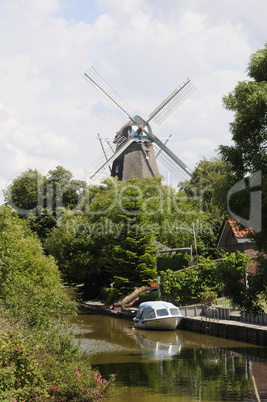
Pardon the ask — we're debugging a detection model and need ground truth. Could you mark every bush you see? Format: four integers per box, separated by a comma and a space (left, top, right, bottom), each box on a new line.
138, 291, 159, 303
199, 290, 218, 305
0, 207, 115, 399
0, 316, 115, 401
160, 257, 220, 305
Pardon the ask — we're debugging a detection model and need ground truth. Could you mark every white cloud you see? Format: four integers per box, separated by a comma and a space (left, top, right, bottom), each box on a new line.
0, 0, 266, 204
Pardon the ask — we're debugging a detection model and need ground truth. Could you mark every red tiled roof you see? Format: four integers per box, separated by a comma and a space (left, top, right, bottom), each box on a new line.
227, 217, 254, 238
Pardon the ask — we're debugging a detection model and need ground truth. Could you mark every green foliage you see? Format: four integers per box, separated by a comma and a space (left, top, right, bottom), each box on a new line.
101, 286, 120, 304
182, 157, 230, 213
181, 157, 231, 260
0, 317, 115, 401
199, 290, 218, 305
218, 44, 267, 312
111, 230, 157, 293
160, 253, 259, 311
217, 252, 263, 314
0, 207, 74, 330
0, 206, 114, 399
157, 252, 192, 272
219, 45, 266, 225
160, 258, 220, 305
138, 291, 159, 303
4, 166, 88, 241
3, 169, 44, 213
248, 44, 267, 81
44, 213, 117, 297
43, 174, 229, 298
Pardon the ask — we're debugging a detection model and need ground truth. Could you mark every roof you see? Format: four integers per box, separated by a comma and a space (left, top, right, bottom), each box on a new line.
138, 301, 177, 309
227, 217, 254, 238
217, 216, 254, 248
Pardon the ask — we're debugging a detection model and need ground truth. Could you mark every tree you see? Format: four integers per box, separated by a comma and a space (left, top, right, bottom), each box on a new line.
219, 45, 267, 240
46, 165, 87, 212
160, 257, 221, 305
3, 169, 45, 214
0, 206, 114, 400
220, 45, 267, 178
4, 166, 88, 240
182, 157, 230, 258
216, 252, 259, 314
218, 44, 267, 312
0, 206, 74, 331
182, 157, 230, 213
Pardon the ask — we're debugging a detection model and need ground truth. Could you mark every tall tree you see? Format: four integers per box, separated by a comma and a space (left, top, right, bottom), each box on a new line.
46, 165, 87, 211
4, 166, 88, 240
182, 157, 230, 258
182, 157, 230, 213
4, 169, 45, 214
219, 45, 267, 178
219, 44, 266, 241
219, 44, 267, 312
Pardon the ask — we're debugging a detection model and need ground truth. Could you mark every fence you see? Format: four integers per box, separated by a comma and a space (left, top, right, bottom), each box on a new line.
179, 305, 267, 325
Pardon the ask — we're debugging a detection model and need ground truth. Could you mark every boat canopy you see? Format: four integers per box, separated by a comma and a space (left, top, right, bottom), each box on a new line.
136, 301, 180, 321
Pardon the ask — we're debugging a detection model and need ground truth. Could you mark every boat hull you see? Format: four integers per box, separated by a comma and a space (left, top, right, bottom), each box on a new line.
134, 316, 183, 331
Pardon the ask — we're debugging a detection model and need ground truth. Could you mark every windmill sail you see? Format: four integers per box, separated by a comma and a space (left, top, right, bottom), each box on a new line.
84, 67, 135, 120
152, 141, 191, 182
85, 134, 134, 180
148, 79, 197, 125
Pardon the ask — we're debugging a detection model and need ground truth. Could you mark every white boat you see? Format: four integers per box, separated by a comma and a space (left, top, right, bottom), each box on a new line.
133, 301, 183, 330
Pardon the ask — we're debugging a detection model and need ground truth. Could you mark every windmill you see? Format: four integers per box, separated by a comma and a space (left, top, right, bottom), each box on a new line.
84, 67, 197, 182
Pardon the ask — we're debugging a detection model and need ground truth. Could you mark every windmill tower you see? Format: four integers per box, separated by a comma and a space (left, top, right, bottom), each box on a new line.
84, 67, 197, 182
110, 116, 159, 181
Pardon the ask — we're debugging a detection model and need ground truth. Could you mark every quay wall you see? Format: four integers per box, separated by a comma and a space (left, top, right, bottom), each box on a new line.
79, 302, 267, 346
180, 317, 267, 346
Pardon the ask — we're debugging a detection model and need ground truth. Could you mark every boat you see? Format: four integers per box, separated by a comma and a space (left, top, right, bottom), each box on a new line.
133, 301, 183, 330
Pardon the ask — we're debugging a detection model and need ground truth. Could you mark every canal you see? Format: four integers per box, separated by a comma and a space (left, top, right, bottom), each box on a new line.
71, 311, 267, 401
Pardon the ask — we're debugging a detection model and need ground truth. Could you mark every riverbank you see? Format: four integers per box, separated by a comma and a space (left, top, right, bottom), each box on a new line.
79, 301, 267, 346
79, 300, 138, 319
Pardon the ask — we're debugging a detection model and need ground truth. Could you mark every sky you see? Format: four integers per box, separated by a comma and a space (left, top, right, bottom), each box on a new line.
0, 0, 266, 204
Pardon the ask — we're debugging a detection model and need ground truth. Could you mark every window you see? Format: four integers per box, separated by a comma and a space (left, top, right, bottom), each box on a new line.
146, 310, 156, 319
136, 308, 144, 319
170, 308, 179, 316
156, 309, 168, 317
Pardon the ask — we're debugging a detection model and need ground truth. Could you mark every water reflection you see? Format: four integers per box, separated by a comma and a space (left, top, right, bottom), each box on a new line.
134, 330, 183, 360
71, 312, 267, 401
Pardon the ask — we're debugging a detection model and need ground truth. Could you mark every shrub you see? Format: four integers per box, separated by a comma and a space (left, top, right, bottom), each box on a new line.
138, 291, 159, 303
0, 207, 115, 399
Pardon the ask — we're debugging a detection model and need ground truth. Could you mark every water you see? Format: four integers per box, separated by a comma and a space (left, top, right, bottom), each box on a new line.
71, 311, 267, 401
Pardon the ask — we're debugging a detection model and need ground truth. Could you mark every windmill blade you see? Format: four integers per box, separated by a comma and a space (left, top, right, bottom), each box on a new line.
151, 134, 191, 182
155, 134, 172, 158
147, 79, 197, 125
97, 134, 112, 172
84, 67, 135, 120
84, 135, 135, 180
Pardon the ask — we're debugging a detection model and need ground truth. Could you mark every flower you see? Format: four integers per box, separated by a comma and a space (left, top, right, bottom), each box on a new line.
16, 348, 21, 352
53, 386, 57, 391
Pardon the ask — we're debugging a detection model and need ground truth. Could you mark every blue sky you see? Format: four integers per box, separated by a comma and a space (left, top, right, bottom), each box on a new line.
59, 0, 100, 24
0, 0, 266, 203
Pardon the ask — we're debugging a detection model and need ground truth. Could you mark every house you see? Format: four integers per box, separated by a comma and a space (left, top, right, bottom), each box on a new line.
217, 216, 257, 273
